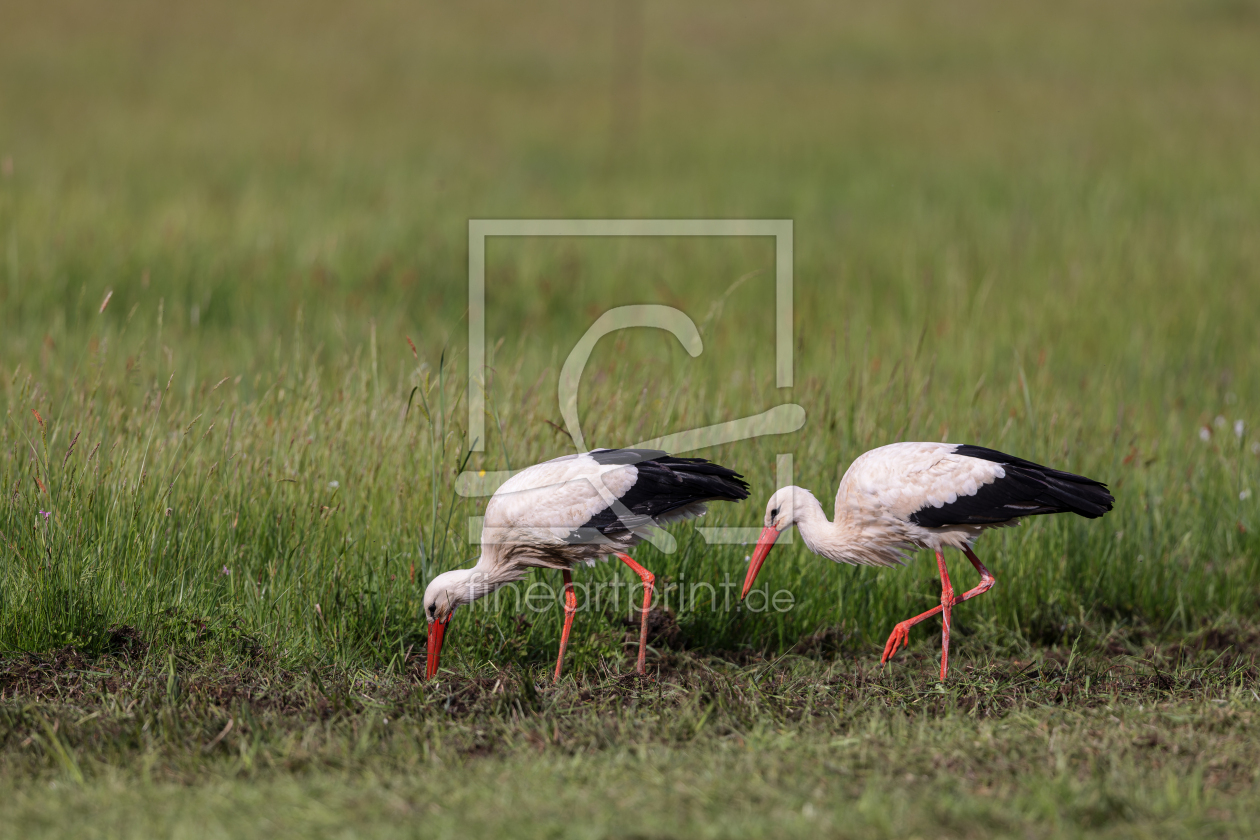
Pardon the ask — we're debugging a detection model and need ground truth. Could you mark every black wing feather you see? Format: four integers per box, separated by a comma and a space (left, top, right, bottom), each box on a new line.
908, 444, 1114, 529
577, 449, 750, 537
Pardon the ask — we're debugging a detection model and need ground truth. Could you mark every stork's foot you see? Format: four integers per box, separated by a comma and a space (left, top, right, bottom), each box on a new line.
881, 602, 944, 665
881, 621, 912, 663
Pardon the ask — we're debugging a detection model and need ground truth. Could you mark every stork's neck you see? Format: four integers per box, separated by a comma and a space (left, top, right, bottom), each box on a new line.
447, 555, 524, 607
788, 485, 913, 567
791, 490, 851, 562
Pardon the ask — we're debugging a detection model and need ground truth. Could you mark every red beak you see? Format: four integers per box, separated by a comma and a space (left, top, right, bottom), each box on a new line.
741, 526, 782, 600
425, 617, 450, 679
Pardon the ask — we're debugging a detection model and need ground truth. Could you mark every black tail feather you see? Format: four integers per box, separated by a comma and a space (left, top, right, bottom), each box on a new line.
910, 445, 1114, 529
581, 449, 750, 535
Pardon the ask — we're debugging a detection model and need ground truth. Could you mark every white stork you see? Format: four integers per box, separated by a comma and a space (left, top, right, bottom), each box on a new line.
740, 443, 1113, 681
423, 448, 749, 680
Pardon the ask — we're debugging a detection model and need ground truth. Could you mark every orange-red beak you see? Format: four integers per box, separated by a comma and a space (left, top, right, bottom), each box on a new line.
425, 616, 450, 679
741, 526, 782, 600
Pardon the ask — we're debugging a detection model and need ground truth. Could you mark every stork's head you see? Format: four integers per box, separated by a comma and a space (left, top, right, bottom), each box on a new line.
423, 569, 472, 624
762, 485, 803, 532
422, 568, 479, 680
741, 485, 808, 600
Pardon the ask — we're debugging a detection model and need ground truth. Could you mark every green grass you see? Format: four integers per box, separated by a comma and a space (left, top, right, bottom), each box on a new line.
2, 0, 1260, 835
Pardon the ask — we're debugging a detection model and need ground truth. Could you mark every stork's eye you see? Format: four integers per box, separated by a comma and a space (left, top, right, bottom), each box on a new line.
770, 507, 780, 518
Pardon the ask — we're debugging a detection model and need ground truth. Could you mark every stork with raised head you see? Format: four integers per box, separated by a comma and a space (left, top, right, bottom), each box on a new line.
423, 448, 749, 681
740, 443, 1113, 681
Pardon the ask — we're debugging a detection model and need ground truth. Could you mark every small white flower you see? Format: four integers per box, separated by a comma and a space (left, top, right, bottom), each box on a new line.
1252, 442, 1260, 455
329, 481, 340, 489
744, 555, 751, 563
1236, 420, 1245, 439
1200, 427, 1211, 442
1243, 489, 1253, 501
1215, 415, 1227, 429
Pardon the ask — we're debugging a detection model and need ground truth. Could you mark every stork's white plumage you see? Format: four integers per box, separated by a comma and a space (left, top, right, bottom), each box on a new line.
423, 448, 749, 680
741, 442, 1114, 681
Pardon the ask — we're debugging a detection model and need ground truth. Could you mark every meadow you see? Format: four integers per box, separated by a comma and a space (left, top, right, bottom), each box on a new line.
2, 0, 1260, 836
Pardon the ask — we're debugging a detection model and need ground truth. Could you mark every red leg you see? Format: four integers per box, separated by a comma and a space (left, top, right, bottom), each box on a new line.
881, 550, 951, 666
553, 570, 577, 682
938, 550, 954, 682
616, 552, 655, 675
960, 546, 996, 601
881, 547, 998, 682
